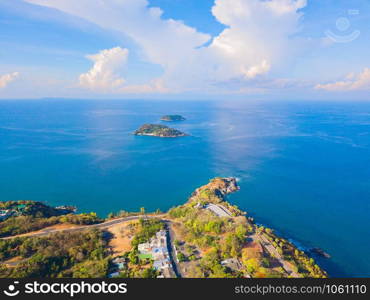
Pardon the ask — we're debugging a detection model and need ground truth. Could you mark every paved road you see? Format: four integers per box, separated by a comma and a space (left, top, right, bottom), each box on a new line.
1, 214, 165, 240
204, 203, 232, 217
164, 221, 183, 278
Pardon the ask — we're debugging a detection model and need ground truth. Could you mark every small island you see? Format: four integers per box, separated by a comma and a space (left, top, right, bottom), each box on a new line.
160, 115, 186, 122
134, 124, 187, 138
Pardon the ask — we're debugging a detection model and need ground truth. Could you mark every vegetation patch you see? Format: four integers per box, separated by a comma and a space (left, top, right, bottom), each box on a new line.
0, 212, 102, 238
0, 230, 108, 278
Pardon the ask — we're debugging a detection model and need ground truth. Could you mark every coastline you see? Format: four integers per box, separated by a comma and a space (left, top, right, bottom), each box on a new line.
0, 177, 328, 278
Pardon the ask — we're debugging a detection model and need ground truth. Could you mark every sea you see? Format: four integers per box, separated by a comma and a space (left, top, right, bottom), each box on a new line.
0, 99, 369, 277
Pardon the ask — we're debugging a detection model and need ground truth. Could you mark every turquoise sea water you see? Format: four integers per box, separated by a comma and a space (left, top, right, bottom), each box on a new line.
0, 99, 369, 277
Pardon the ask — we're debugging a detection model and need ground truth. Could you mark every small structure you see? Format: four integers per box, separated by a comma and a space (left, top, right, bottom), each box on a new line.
112, 257, 127, 270
55, 205, 77, 214
0, 210, 13, 221
15, 204, 27, 212
107, 256, 127, 278
221, 258, 243, 272
108, 272, 120, 278
138, 242, 151, 255
194, 202, 203, 209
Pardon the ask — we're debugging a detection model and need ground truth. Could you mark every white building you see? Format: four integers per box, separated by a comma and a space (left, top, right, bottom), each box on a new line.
138, 242, 151, 255
137, 229, 175, 278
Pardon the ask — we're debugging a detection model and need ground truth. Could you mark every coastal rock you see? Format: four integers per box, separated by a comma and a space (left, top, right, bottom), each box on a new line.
189, 177, 239, 204
310, 247, 331, 259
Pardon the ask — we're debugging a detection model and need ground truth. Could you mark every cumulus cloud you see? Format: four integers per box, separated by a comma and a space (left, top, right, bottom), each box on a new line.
315, 68, 370, 91
25, 0, 307, 94
118, 78, 169, 94
79, 47, 128, 91
0, 72, 19, 89
207, 0, 306, 80
79, 47, 169, 94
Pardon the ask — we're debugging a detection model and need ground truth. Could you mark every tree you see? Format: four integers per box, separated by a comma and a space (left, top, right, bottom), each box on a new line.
128, 251, 138, 265
141, 268, 158, 278
177, 252, 187, 262
244, 258, 261, 274
222, 233, 243, 258
235, 224, 247, 240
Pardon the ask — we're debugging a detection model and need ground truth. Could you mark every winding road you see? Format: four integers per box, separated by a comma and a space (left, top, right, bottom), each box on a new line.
1, 214, 165, 240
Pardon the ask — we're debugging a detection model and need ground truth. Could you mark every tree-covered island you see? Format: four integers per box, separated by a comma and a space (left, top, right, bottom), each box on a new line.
160, 115, 186, 122
134, 124, 187, 137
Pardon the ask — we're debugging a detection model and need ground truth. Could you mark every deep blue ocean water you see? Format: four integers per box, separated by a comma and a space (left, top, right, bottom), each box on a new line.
0, 99, 369, 277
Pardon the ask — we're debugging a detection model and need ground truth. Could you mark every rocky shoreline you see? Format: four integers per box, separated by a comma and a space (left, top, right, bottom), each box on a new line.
169, 177, 328, 278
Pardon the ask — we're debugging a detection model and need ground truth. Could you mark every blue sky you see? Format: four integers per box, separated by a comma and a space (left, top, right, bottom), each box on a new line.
0, 0, 369, 99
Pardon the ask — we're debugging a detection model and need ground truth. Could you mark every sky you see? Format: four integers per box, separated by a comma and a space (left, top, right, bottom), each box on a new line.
0, 0, 370, 100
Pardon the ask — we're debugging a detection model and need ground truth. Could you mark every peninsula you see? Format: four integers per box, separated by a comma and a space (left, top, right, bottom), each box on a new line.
134, 124, 187, 138
0, 178, 327, 278
160, 115, 186, 122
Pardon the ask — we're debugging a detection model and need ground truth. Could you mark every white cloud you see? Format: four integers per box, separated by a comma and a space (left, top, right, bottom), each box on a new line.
0, 72, 19, 89
118, 78, 169, 94
25, 0, 307, 94
315, 68, 370, 92
207, 0, 306, 81
79, 47, 128, 91
79, 47, 169, 94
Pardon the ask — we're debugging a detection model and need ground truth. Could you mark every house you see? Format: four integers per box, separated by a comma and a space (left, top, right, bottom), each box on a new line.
137, 229, 176, 278
138, 242, 151, 255
112, 257, 127, 270
152, 247, 168, 260
16, 204, 27, 212
112, 257, 125, 264
0, 210, 13, 221
153, 258, 171, 270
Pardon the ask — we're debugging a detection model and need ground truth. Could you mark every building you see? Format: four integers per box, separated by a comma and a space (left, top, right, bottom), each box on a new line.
221, 258, 242, 272
137, 229, 175, 278
112, 257, 127, 270
0, 210, 13, 221
138, 242, 151, 255
152, 247, 168, 260
108, 272, 120, 278
107, 256, 127, 278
